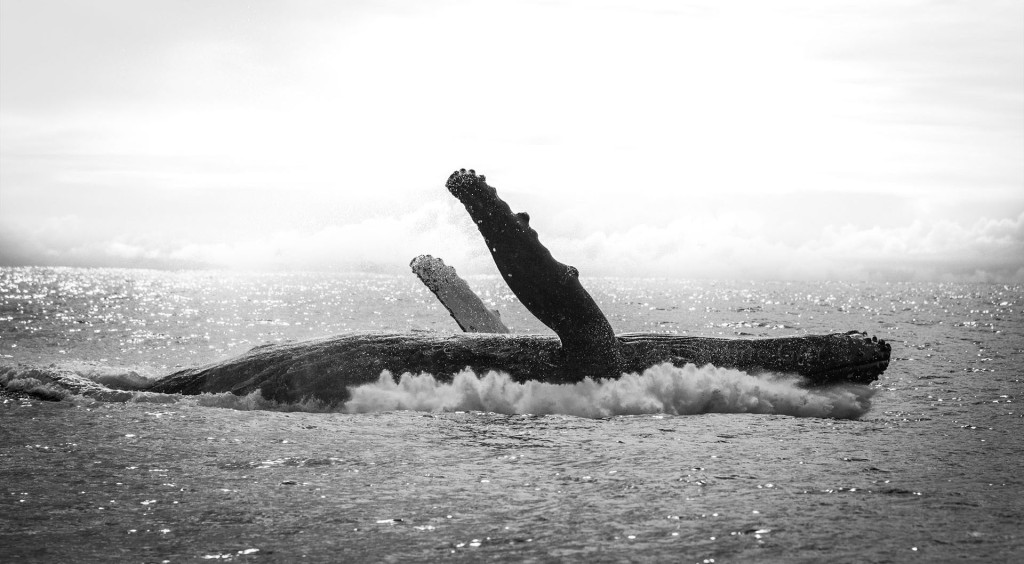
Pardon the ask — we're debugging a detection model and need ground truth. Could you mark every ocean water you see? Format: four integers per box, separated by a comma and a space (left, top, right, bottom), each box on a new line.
1, 267, 1021, 562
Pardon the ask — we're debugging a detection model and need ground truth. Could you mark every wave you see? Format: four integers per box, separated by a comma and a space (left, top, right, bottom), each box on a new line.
344, 363, 875, 419
0, 364, 178, 403
1, 362, 875, 419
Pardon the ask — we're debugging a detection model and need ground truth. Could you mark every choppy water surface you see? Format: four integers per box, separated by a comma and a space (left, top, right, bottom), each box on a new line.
1, 267, 1021, 562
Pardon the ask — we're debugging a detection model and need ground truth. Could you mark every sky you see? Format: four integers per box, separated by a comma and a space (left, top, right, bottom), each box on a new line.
1, 0, 1022, 281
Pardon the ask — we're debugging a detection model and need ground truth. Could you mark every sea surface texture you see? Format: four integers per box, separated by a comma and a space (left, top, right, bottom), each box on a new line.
1, 267, 1021, 562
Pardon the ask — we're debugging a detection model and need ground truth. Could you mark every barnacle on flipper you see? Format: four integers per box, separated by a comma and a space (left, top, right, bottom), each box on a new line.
446, 168, 485, 196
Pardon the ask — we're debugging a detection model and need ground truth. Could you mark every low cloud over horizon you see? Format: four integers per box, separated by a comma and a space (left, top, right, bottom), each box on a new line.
2, 194, 1021, 283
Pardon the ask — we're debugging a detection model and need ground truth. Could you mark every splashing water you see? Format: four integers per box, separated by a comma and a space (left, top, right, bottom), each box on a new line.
344, 363, 875, 419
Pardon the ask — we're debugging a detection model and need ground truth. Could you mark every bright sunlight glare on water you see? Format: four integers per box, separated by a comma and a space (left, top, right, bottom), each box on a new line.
1, 267, 1021, 561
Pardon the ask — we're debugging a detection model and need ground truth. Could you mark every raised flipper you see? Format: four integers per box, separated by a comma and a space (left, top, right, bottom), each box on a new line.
446, 169, 621, 375
411, 254, 509, 333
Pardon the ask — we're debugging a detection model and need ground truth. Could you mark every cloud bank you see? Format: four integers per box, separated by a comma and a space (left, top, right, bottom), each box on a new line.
2, 201, 1021, 282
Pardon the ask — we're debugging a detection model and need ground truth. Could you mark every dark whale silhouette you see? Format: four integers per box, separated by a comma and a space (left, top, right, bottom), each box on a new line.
146, 169, 891, 405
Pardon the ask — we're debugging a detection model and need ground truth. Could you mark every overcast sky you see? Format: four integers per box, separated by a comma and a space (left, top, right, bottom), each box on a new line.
1, 0, 1021, 281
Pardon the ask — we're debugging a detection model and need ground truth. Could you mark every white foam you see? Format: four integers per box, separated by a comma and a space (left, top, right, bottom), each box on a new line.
344, 363, 875, 419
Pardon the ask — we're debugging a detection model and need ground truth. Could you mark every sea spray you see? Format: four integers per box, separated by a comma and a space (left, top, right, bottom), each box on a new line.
344, 362, 876, 419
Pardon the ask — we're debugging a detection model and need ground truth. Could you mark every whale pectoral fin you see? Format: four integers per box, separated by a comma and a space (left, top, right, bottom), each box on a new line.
446, 169, 620, 375
410, 254, 509, 334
